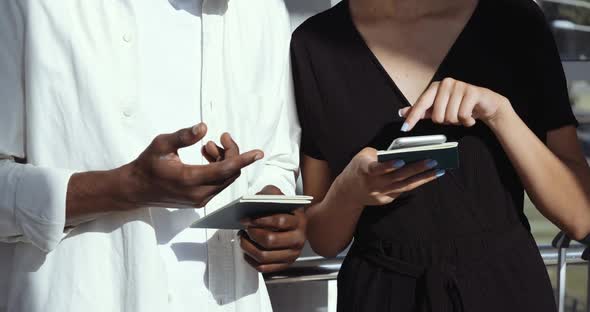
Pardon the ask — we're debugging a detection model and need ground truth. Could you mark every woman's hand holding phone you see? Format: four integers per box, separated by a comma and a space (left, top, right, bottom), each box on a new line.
335, 147, 445, 207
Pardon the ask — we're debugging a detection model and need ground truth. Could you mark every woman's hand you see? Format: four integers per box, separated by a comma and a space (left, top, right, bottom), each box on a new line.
398, 78, 512, 131
335, 148, 444, 207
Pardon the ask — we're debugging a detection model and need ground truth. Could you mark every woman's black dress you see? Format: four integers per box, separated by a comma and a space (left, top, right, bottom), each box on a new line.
291, 0, 578, 311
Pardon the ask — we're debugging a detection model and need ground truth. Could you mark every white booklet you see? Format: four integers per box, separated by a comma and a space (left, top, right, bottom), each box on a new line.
190, 195, 313, 229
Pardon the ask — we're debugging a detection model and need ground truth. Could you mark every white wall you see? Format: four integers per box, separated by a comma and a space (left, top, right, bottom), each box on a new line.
286, 0, 340, 29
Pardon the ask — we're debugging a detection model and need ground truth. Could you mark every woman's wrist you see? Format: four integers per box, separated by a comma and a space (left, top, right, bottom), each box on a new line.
329, 174, 366, 212
482, 97, 518, 132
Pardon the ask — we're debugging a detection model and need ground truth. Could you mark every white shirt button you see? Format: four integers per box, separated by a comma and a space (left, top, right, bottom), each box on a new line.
123, 33, 133, 43
167, 293, 173, 303
122, 109, 133, 118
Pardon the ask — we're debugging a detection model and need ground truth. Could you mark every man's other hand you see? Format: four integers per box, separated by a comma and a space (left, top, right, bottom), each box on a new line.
239, 185, 307, 273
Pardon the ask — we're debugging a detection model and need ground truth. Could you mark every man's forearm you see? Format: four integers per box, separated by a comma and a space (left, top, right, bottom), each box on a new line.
66, 167, 134, 222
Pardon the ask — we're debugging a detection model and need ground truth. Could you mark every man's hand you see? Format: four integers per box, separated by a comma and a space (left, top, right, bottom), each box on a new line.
66, 123, 263, 220
121, 123, 263, 209
238, 185, 307, 273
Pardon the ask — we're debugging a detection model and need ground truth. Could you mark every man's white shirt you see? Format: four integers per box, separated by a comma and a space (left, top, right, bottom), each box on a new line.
0, 0, 300, 311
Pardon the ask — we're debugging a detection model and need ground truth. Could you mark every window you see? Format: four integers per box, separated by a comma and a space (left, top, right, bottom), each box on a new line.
526, 0, 589, 245
537, 0, 590, 60
523, 2, 590, 311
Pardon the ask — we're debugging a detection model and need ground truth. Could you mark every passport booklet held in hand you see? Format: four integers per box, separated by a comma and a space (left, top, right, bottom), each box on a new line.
191, 195, 313, 230
377, 135, 459, 169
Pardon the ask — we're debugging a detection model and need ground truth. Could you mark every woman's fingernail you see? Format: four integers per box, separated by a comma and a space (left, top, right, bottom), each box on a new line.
400, 122, 410, 132
254, 153, 263, 161
398, 109, 403, 118
392, 160, 405, 168
435, 169, 446, 178
426, 159, 438, 169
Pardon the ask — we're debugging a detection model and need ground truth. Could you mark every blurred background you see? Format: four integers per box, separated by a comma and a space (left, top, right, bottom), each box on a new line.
533, 1, 590, 310
267, 0, 590, 311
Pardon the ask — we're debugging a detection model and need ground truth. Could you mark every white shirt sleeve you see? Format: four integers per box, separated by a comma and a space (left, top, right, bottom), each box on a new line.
247, 2, 301, 196
247, 68, 301, 196
0, 159, 74, 252
0, 1, 74, 252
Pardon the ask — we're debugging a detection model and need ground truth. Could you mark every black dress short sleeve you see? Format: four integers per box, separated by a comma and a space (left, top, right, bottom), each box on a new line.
524, 2, 578, 134
291, 32, 325, 160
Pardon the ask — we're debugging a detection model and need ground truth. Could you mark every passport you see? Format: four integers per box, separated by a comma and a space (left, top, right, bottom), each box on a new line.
190, 195, 313, 230
377, 142, 459, 169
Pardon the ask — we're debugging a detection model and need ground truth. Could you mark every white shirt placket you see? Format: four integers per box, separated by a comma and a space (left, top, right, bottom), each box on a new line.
115, 0, 139, 122
202, 1, 237, 311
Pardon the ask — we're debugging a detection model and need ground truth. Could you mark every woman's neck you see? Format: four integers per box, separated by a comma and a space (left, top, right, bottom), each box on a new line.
349, 0, 470, 21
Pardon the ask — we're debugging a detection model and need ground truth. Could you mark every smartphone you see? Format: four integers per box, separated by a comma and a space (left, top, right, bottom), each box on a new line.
387, 135, 447, 150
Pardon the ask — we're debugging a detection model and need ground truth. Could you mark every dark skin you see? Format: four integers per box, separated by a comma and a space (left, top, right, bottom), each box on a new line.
66, 123, 264, 221
203, 142, 307, 273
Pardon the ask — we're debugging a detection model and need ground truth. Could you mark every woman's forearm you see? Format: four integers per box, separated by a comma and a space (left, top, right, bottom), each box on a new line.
306, 176, 365, 258
487, 103, 590, 240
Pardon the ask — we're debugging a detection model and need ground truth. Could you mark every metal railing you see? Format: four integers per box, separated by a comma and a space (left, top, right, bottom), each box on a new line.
264, 233, 590, 312
552, 233, 590, 312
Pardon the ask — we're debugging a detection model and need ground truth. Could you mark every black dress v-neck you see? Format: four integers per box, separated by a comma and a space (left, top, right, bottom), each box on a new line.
345, 0, 481, 108
291, 0, 578, 311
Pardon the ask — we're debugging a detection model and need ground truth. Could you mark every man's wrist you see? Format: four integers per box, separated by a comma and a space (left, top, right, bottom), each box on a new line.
111, 163, 142, 211
66, 168, 135, 221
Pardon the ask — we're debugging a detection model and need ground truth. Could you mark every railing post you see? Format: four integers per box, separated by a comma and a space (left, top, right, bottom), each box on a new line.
552, 232, 572, 312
